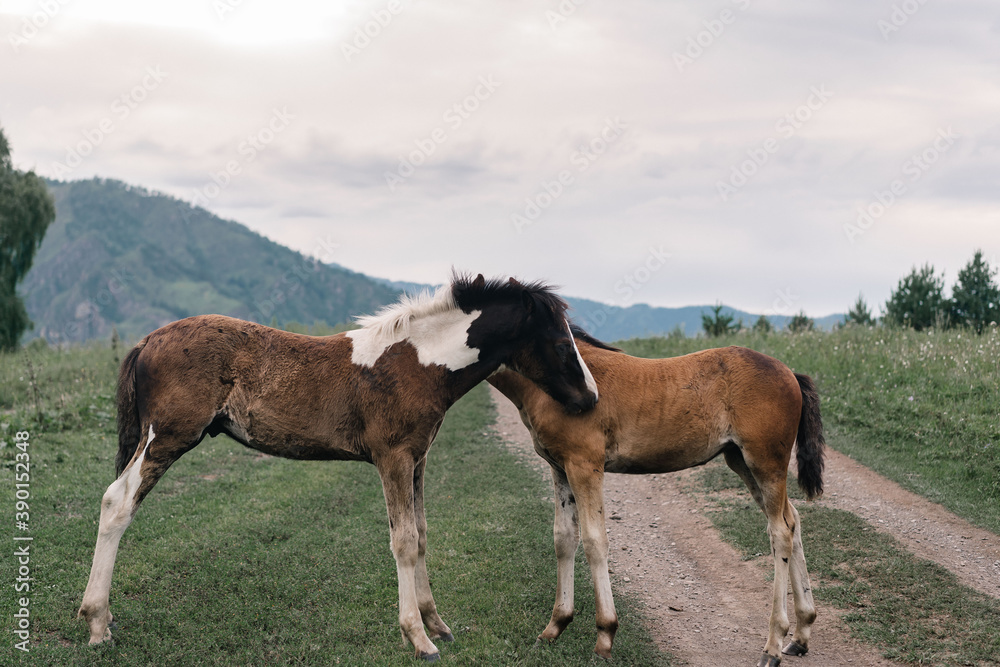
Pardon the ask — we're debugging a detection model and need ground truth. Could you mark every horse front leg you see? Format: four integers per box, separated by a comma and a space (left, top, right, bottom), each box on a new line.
376, 452, 440, 661
565, 460, 618, 659
412, 456, 453, 642
540, 465, 580, 642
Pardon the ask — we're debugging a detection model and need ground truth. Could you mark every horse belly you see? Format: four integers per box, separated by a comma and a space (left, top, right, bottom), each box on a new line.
604, 432, 723, 475
220, 417, 371, 463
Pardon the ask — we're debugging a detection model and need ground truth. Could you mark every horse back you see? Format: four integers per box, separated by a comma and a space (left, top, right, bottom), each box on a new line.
130, 315, 446, 462
496, 344, 802, 475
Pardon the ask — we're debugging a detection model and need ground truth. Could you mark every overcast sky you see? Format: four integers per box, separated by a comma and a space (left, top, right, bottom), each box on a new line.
2, 0, 998, 317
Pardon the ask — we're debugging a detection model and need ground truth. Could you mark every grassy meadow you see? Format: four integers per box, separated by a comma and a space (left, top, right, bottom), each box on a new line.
2, 322, 998, 665
0, 342, 669, 665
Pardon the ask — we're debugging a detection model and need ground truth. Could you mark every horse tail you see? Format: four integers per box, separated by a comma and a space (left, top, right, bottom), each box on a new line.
115, 340, 146, 477
793, 372, 826, 500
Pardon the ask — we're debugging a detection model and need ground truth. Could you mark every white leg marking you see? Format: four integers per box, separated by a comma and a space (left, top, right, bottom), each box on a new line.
80, 426, 154, 643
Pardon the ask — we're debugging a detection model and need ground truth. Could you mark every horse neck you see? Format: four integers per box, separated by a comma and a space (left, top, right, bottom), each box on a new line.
486, 367, 533, 407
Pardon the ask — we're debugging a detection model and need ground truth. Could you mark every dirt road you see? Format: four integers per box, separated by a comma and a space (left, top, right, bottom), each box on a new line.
489, 386, 1000, 666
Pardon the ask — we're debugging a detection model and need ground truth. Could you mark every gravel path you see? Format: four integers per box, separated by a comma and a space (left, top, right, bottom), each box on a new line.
489, 386, 999, 666
817, 448, 1000, 599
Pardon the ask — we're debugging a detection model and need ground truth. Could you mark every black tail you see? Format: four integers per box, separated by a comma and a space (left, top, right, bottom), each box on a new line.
115, 341, 146, 477
794, 373, 826, 500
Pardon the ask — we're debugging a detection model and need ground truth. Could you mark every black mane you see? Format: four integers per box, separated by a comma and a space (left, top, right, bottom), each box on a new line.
450, 272, 569, 319
569, 323, 622, 352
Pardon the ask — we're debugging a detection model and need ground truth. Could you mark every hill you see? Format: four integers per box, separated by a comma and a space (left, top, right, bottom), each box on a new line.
565, 296, 844, 340
363, 274, 844, 340
21, 179, 399, 343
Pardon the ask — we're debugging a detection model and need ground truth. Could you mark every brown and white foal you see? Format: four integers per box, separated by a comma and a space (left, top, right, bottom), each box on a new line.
490, 327, 825, 667
78, 274, 598, 661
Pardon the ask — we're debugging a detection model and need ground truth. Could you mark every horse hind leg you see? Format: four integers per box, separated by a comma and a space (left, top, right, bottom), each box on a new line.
783, 502, 817, 657
725, 444, 797, 667
78, 424, 196, 644
727, 445, 817, 659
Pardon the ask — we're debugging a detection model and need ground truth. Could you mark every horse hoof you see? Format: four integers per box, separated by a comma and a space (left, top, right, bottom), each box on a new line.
436, 632, 454, 643
758, 653, 781, 667
782, 640, 807, 656
417, 650, 440, 662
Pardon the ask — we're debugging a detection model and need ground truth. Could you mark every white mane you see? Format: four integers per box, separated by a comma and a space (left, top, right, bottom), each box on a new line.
352, 284, 457, 343
346, 284, 480, 370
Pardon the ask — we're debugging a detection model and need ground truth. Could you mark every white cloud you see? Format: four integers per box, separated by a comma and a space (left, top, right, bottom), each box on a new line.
2, 0, 998, 316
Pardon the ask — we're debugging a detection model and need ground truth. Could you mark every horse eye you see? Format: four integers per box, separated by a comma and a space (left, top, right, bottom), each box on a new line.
555, 342, 572, 361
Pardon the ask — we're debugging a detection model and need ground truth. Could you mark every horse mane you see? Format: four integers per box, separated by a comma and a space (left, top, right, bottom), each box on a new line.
353, 284, 457, 340
352, 272, 571, 342
569, 323, 622, 352
450, 271, 569, 320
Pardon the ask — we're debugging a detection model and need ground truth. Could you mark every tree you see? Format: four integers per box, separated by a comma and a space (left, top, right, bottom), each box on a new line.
844, 293, 875, 326
883, 263, 946, 331
787, 310, 815, 333
701, 303, 740, 337
752, 314, 773, 334
0, 127, 55, 350
949, 250, 1000, 333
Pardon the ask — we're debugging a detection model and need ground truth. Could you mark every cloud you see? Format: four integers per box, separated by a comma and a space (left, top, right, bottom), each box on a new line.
2, 0, 998, 315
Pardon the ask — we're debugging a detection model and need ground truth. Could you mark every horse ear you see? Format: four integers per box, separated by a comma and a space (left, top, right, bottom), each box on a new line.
473, 274, 485, 289
521, 289, 535, 314
508, 277, 522, 287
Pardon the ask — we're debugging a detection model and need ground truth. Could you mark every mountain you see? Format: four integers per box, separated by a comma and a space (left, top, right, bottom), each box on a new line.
20, 177, 843, 345
355, 275, 844, 340
21, 178, 399, 343
565, 296, 844, 340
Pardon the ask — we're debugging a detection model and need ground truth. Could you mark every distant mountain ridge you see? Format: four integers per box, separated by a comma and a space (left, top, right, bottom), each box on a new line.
23, 177, 843, 345
363, 273, 843, 340
22, 178, 399, 343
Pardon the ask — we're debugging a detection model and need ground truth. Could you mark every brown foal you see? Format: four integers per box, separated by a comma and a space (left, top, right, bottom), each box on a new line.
489, 328, 825, 667
78, 274, 598, 661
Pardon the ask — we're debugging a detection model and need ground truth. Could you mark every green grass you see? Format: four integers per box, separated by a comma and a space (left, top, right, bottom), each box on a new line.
620, 325, 1000, 535
693, 460, 1000, 665
0, 345, 670, 665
